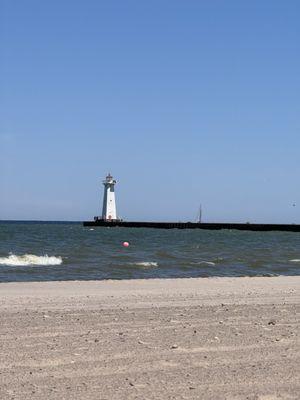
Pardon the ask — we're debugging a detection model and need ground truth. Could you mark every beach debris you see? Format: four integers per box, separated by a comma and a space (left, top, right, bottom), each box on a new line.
125, 378, 135, 387
171, 344, 178, 349
268, 320, 276, 325
123, 241, 129, 247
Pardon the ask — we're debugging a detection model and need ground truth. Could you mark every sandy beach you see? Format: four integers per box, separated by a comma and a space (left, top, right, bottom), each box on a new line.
0, 276, 299, 399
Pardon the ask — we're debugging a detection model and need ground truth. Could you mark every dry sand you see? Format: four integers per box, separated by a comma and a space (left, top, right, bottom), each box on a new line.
0, 276, 299, 399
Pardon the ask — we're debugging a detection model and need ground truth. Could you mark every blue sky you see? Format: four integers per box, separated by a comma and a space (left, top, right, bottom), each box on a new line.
1, 0, 299, 222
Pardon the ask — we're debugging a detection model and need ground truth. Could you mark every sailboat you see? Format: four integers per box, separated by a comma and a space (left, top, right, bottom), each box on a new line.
196, 204, 202, 223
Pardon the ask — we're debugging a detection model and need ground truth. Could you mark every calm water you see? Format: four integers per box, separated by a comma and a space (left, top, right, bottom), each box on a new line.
0, 221, 300, 282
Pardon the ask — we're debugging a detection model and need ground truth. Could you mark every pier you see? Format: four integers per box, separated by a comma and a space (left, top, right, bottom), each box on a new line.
83, 220, 300, 232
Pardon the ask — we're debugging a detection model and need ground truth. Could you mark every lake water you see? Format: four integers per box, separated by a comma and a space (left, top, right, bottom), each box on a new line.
0, 221, 300, 282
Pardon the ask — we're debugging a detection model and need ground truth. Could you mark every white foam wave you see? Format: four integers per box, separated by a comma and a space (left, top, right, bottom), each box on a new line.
289, 259, 300, 263
0, 254, 63, 266
193, 261, 216, 266
133, 262, 158, 267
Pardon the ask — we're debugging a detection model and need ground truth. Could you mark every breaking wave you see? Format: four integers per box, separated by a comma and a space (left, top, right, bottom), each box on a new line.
133, 262, 158, 267
0, 254, 63, 266
191, 261, 216, 266
289, 259, 300, 263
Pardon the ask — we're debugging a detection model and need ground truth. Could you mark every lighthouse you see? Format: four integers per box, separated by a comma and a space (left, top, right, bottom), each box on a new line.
101, 173, 118, 221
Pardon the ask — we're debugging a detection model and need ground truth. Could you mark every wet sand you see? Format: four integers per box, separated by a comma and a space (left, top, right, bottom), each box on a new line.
0, 276, 299, 399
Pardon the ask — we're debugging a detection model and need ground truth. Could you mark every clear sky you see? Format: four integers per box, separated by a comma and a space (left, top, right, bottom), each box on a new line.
1, 0, 299, 222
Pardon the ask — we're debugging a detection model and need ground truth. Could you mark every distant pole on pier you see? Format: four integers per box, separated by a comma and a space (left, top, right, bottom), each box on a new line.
101, 173, 118, 221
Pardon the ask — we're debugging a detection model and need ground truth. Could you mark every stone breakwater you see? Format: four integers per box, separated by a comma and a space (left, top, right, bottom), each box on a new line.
83, 220, 300, 232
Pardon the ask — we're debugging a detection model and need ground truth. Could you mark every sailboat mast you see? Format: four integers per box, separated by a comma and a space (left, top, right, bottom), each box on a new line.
196, 204, 202, 223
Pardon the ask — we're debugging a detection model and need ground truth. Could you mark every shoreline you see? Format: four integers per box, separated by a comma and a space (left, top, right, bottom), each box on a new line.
1, 276, 299, 311
1, 275, 299, 297
1, 276, 299, 399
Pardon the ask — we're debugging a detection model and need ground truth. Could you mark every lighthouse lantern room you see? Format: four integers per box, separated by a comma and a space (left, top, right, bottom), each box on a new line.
101, 173, 118, 221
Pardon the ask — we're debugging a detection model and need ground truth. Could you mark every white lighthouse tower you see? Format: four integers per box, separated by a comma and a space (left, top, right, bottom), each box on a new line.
101, 173, 118, 221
